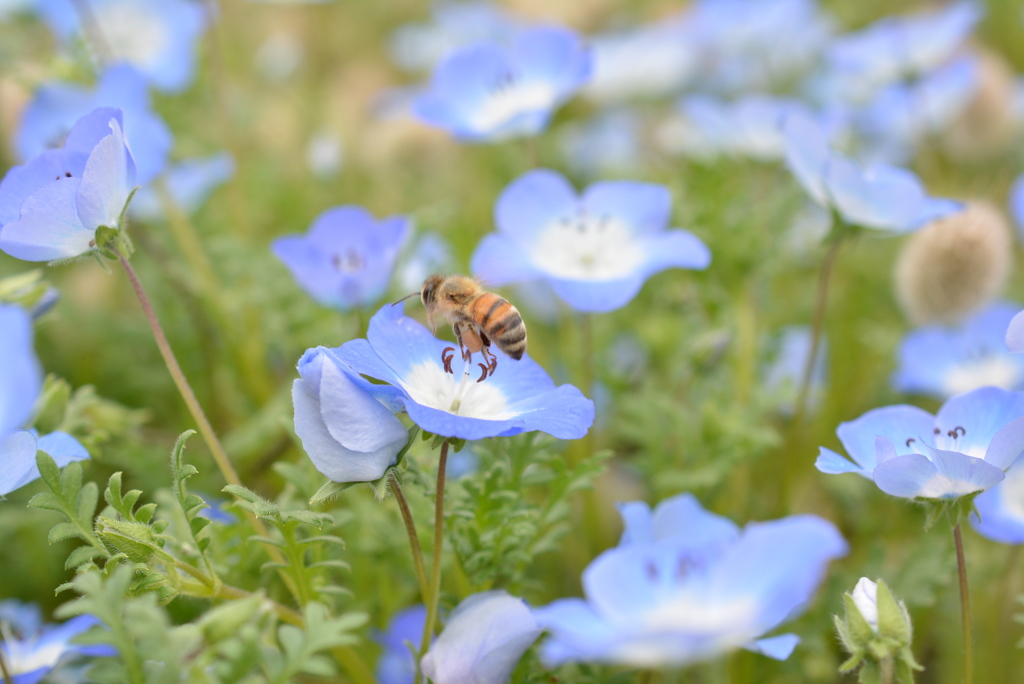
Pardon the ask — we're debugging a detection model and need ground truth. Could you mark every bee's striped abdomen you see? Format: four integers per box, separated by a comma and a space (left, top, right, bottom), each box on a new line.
472, 292, 527, 361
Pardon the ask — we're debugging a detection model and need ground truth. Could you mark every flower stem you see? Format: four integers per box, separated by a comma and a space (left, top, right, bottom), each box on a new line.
953, 523, 974, 684
881, 657, 893, 684
390, 473, 430, 601
118, 254, 242, 487
795, 235, 843, 419
416, 440, 450, 683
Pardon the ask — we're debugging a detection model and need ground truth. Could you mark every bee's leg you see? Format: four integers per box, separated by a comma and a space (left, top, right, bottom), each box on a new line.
454, 323, 471, 363
485, 346, 498, 375
441, 347, 456, 374
476, 363, 489, 383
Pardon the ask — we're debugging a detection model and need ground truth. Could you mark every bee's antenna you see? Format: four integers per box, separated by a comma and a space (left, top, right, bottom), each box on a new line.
391, 291, 421, 307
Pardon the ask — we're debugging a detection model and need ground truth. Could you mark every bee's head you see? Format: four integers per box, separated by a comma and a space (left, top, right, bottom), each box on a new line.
421, 274, 445, 310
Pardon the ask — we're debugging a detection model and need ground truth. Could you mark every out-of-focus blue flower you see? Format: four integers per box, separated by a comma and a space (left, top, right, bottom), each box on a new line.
826, 1, 980, 100
272, 206, 410, 311
389, 1, 519, 73
584, 19, 695, 102
395, 232, 452, 295
0, 0, 34, 19
783, 110, 960, 232
421, 591, 541, 684
471, 169, 710, 313
972, 453, 1024, 543
0, 601, 42, 638
763, 326, 826, 414
0, 108, 136, 262
534, 493, 846, 666
1007, 309, 1024, 354
0, 607, 112, 683
292, 346, 409, 484
331, 303, 594, 441
560, 109, 642, 177
129, 153, 233, 222
16, 64, 172, 186
0, 305, 89, 496
37, 0, 208, 92
817, 387, 1024, 500
305, 131, 345, 179
412, 27, 591, 142
374, 605, 426, 684
893, 302, 1024, 399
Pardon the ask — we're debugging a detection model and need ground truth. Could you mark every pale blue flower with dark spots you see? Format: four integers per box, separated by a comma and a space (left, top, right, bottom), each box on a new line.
412, 26, 592, 142
893, 302, 1024, 399
471, 169, 710, 313
330, 302, 594, 441
272, 206, 410, 311
0, 108, 136, 262
533, 493, 846, 666
817, 387, 1024, 500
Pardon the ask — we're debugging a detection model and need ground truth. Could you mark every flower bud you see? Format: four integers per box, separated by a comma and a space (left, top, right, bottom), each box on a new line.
895, 201, 1012, 325
835, 578, 921, 683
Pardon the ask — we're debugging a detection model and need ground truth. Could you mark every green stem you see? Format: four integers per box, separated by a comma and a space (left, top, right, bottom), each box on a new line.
954, 523, 974, 684
416, 440, 450, 684
795, 235, 843, 419
881, 657, 893, 684
391, 474, 430, 601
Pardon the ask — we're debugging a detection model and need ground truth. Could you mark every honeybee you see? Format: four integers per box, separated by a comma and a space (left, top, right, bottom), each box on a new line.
396, 274, 527, 382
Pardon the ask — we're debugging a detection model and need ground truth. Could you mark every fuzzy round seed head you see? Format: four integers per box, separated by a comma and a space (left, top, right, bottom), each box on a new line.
895, 201, 1012, 325
945, 49, 1020, 161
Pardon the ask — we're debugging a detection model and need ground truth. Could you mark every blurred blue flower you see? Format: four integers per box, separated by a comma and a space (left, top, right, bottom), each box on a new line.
533, 493, 846, 666
272, 206, 410, 311
971, 454, 1024, 543
1, 305, 89, 496
1009, 173, 1024, 243
331, 302, 594, 441
817, 387, 1024, 500
292, 346, 409, 484
389, 1, 519, 73
0, 606, 112, 683
471, 169, 710, 313
893, 302, 1024, 399
763, 326, 826, 415
16, 64, 172, 186
0, 0, 34, 19
0, 108, 136, 262
395, 232, 453, 295
38, 0, 208, 92
783, 110, 960, 232
412, 26, 591, 142
305, 131, 345, 179
583, 19, 695, 102
560, 109, 642, 177
129, 153, 234, 222
1007, 309, 1024, 354
421, 591, 541, 684
374, 605, 426, 684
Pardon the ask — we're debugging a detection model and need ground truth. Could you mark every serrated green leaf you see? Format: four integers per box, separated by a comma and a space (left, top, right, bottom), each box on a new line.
76, 481, 99, 524
65, 545, 106, 570
36, 451, 61, 491
48, 521, 86, 544
135, 503, 157, 524
28, 491, 64, 513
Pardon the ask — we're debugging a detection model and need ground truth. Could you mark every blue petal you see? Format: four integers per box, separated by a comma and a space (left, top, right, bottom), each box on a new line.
532, 599, 619, 666
971, 456, 1024, 543
548, 275, 647, 313
0, 305, 41, 437
1007, 310, 1024, 354
873, 447, 1004, 499
825, 158, 928, 232
815, 447, 868, 476
648, 492, 740, 546
834, 405, 935, 472
362, 301, 449, 382
0, 431, 39, 496
743, 633, 800, 660
327, 340, 408, 411
76, 116, 136, 231
616, 501, 654, 545
0, 149, 87, 227
639, 230, 711, 275
513, 26, 591, 97
0, 177, 94, 261
578, 181, 669, 232
782, 110, 830, 207
470, 234, 542, 286
36, 431, 89, 466
935, 387, 1024, 466
494, 169, 578, 244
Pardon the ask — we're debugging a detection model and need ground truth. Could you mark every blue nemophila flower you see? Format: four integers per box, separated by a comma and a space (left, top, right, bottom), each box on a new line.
16, 64, 171, 186
272, 206, 410, 311
783, 110, 960, 233
129, 153, 234, 222
0, 606, 112, 683
1007, 309, 1024, 354
292, 346, 409, 484
471, 169, 710, 313
560, 109, 642, 177
533, 493, 846, 666
817, 387, 1024, 499
893, 302, 1024, 399
583, 19, 695, 103
972, 454, 1024, 543
0, 108, 136, 262
375, 605, 426, 684
1, 305, 89, 496
412, 26, 592, 142
421, 591, 541, 684
763, 326, 826, 415
331, 303, 594, 441
389, 1, 519, 73
38, 0, 208, 92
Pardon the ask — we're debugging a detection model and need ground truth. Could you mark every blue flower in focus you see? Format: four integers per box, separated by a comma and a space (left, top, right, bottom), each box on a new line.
129, 153, 234, 222
583, 19, 696, 102
16, 64, 171, 186
0, 108, 136, 262
763, 326, 826, 415
533, 493, 846, 666
292, 346, 409, 484
1, 305, 89, 496
331, 303, 594, 441
389, 1, 520, 73
471, 169, 710, 313
893, 302, 1024, 399
412, 27, 592, 142
817, 387, 1024, 499
971, 455, 1024, 543
0, 604, 113, 683
37, 0, 208, 92
374, 605, 426, 684
421, 591, 541, 684
783, 110, 960, 232
272, 206, 410, 311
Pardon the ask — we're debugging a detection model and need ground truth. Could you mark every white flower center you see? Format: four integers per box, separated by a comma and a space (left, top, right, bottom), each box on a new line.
97, 2, 171, 70
531, 213, 645, 281
402, 361, 513, 419
468, 72, 556, 134
943, 356, 1022, 397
